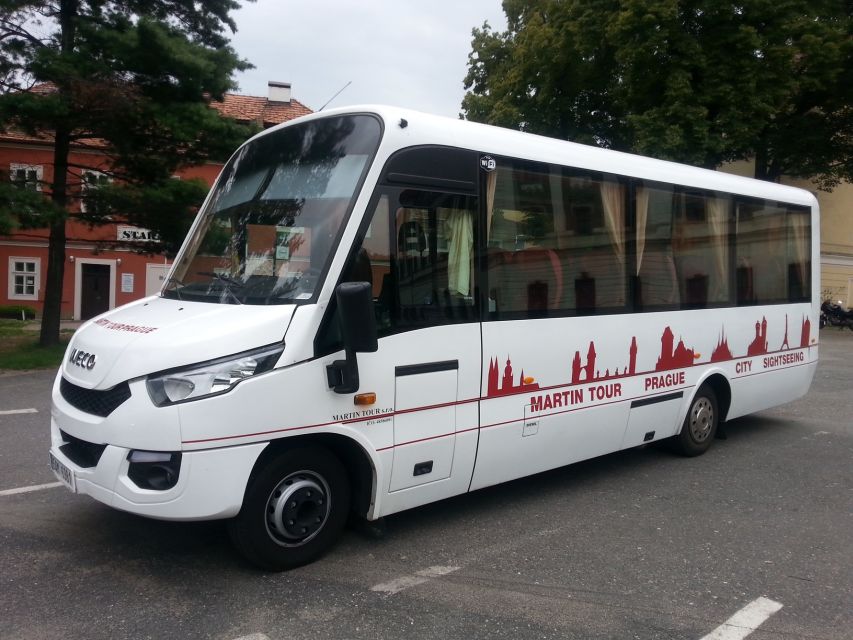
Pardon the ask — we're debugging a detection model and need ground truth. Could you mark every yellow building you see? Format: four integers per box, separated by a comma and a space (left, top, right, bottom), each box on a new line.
721, 162, 853, 307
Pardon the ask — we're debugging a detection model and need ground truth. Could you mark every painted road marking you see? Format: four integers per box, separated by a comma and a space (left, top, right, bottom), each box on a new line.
700, 597, 783, 640
371, 565, 460, 595
231, 635, 270, 640
0, 482, 62, 496
0, 408, 38, 415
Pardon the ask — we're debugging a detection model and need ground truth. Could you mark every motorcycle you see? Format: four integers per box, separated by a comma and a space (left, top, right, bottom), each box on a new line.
820, 300, 853, 330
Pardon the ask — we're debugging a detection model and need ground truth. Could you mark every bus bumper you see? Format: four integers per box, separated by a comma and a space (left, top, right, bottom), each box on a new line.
49, 418, 267, 521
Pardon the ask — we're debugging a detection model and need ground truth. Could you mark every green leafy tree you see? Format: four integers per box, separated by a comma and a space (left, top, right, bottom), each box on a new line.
0, 0, 256, 345
463, 0, 853, 184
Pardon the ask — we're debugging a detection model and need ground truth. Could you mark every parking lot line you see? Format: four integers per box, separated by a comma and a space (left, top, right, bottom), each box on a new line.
371, 565, 460, 595
700, 597, 783, 640
0, 408, 38, 415
0, 482, 62, 496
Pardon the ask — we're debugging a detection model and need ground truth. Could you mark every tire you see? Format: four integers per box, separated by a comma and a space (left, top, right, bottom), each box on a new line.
673, 384, 719, 457
228, 447, 350, 571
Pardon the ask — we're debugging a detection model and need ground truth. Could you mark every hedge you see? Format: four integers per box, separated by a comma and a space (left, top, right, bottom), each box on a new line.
0, 305, 37, 320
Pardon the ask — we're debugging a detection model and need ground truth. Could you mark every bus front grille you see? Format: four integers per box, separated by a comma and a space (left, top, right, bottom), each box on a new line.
60, 378, 131, 418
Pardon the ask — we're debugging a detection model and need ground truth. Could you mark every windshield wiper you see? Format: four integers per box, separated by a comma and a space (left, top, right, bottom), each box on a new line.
198, 271, 244, 288
197, 271, 244, 305
163, 278, 185, 301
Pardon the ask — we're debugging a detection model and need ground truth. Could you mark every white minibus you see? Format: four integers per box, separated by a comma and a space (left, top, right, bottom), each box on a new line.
49, 106, 819, 569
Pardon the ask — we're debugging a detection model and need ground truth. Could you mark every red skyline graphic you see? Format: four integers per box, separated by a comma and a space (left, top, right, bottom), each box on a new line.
570, 336, 638, 384
710, 329, 733, 362
656, 326, 696, 370
747, 317, 769, 356
800, 316, 811, 348
487, 357, 540, 397
485, 315, 813, 397
487, 337, 638, 398
714, 315, 810, 362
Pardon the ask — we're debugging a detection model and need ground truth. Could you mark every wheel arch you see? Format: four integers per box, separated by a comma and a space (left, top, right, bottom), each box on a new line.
247, 432, 377, 519
694, 371, 732, 423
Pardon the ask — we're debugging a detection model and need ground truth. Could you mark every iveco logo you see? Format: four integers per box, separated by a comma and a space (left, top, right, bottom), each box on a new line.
68, 348, 97, 370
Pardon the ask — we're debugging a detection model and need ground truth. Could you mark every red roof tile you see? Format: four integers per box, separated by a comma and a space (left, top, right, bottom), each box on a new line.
211, 93, 313, 127
0, 87, 313, 147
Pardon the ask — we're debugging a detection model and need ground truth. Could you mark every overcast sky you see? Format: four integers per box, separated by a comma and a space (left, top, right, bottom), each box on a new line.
229, 0, 507, 117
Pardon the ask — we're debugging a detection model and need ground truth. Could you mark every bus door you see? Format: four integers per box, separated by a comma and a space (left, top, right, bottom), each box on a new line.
338, 182, 481, 496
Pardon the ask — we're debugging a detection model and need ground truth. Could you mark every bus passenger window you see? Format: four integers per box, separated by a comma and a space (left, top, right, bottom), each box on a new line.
634, 185, 680, 309
671, 192, 731, 308
485, 158, 626, 317
735, 201, 810, 304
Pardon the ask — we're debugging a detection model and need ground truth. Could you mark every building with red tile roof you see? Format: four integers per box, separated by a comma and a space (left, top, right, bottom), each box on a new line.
1, 82, 312, 320
212, 82, 312, 127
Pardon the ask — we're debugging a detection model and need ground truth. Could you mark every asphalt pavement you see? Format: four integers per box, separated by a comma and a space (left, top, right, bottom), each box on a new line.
1, 330, 851, 640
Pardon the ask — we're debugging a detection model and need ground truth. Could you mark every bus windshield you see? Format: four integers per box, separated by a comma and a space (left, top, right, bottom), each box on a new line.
163, 114, 382, 305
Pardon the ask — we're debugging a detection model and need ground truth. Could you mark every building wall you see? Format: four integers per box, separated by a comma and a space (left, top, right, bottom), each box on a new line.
720, 160, 853, 307
1, 142, 223, 319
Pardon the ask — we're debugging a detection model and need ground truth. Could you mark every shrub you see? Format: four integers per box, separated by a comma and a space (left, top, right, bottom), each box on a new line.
0, 305, 37, 320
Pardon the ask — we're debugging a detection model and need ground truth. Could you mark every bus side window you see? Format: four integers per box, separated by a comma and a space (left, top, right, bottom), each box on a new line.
389, 189, 477, 329
315, 196, 392, 354
735, 200, 811, 305
392, 189, 478, 328
316, 189, 479, 355
485, 159, 627, 317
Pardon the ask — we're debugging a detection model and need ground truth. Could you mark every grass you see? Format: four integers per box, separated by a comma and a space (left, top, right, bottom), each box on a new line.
0, 320, 73, 370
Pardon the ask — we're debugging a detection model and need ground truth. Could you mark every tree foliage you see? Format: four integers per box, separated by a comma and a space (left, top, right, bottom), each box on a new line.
0, 0, 255, 344
463, 0, 853, 187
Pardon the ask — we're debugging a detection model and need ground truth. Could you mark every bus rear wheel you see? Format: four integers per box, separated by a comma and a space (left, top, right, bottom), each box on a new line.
228, 446, 350, 571
674, 384, 719, 457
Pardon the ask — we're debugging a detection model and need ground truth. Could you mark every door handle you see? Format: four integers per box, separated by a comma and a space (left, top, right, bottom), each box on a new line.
395, 360, 459, 377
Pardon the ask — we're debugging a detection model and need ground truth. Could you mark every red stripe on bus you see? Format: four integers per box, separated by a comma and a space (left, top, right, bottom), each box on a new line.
182, 398, 480, 444
182, 351, 815, 445
376, 426, 479, 452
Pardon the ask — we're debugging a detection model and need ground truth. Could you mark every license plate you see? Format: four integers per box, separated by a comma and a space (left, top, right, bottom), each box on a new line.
49, 451, 76, 492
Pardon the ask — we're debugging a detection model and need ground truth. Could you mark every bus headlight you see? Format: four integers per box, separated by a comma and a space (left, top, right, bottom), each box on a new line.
146, 344, 283, 406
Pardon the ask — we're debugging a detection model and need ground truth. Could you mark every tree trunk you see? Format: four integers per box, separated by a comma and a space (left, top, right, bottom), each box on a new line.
754, 145, 769, 182
753, 144, 783, 183
39, 126, 71, 347
39, 0, 78, 347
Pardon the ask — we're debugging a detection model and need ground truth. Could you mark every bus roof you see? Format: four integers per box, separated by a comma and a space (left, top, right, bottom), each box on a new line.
257, 105, 818, 209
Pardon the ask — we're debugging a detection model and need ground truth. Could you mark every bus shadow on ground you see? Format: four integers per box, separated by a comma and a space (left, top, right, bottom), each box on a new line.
358, 413, 798, 548
48, 413, 789, 572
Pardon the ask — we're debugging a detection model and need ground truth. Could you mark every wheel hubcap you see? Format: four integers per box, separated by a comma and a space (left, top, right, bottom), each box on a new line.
690, 397, 714, 442
265, 471, 330, 547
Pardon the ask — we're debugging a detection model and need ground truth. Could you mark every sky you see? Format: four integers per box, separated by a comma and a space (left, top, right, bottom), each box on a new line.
228, 0, 507, 118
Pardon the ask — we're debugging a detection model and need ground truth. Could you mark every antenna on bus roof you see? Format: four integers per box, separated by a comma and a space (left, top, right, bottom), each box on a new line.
318, 81, 352, 112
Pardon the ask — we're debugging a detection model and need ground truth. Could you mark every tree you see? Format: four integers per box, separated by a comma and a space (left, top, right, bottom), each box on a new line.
463, 0, 853, 186
0, 1, 256, 345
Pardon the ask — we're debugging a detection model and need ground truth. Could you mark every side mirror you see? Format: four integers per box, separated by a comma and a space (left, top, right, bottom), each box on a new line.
326, 282, 377, 394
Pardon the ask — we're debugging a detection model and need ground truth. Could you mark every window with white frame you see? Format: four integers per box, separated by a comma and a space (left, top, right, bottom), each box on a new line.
9, 163, 43, 191
80, 169, 112, 214
8, 257, 40, 300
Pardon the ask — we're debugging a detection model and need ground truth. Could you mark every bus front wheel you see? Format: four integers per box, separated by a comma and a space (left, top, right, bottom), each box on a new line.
674, 384, 719, 457
228, 446, 350, 570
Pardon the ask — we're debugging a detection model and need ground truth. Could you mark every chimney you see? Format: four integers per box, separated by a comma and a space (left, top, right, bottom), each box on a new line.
268, 81, 291, 103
